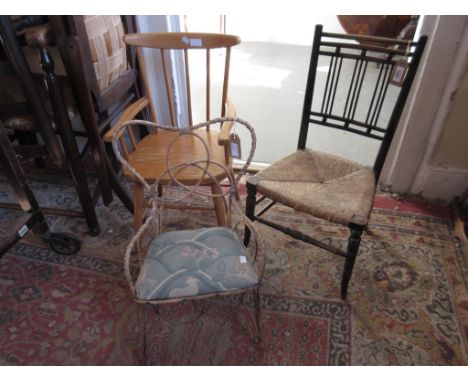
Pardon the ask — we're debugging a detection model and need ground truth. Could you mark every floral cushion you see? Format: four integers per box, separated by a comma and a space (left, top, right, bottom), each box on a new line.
135, 227, 259, 301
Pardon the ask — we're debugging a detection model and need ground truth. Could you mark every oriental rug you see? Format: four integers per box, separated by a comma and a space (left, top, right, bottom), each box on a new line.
0, 172, 467, 365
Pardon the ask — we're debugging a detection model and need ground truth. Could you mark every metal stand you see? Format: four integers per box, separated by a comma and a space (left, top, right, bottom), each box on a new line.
0, 121, 81, 258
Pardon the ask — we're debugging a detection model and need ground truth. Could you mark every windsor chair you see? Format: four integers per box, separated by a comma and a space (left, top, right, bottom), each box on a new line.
104, 32, 240, 231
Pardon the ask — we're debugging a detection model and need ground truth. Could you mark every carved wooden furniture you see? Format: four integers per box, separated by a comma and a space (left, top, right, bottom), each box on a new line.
0, 15, 143, 234
112, 116, 263, 357
0, 15, 100, 234
104, 32, 240, 231
244, 25, 427, 299
48, 15, 139, 213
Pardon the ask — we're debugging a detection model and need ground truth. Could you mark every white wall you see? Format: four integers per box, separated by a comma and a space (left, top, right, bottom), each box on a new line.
380, 15, 468, 202
135, 15, 181, 125
185, 15, 345, 45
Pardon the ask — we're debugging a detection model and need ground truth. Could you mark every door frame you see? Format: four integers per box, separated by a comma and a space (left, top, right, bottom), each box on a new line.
379, 15, 468, 200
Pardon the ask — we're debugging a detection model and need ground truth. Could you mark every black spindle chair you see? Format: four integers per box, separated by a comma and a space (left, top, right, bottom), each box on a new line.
244, 24, 427, 299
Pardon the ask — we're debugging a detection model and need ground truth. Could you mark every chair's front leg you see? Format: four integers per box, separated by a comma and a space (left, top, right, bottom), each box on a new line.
244, 178, 258, 246
253, 287, 261, 336
341, 224, 364, 299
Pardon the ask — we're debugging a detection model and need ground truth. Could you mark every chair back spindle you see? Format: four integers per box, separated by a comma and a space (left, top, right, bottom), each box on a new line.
124, 32, 240, 129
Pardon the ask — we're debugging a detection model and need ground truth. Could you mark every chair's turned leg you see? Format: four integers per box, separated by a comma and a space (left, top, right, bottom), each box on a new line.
244, 178, 258, 246
39, 44, 100, 236
211, 183, 228, 227
133, 181, 144, 232
341, 224, 364, 299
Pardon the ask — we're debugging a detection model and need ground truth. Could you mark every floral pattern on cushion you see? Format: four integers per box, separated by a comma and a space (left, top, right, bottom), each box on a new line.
135, 227, 259, 300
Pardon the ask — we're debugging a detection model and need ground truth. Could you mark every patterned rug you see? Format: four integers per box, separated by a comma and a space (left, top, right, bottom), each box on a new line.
0, 171, 467, 365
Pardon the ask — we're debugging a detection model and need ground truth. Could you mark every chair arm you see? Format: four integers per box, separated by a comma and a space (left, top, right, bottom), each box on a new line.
103, 97, 150, 142
218, 99, 237, 146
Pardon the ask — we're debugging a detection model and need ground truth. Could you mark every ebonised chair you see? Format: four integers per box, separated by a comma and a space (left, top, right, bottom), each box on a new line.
0, 16, 141, 233
0, 15, 100, 234
244, 24, 427, 299
49, 15, 140, 213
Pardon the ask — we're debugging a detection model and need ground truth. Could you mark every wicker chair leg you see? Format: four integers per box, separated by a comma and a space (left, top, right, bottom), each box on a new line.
141, 304, 147, 365
341, 225, 364, 299
244, 180, 257, 246
253, 287, 261, 343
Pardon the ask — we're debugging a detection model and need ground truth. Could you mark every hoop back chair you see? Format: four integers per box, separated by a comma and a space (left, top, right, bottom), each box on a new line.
103, 32, 241, 231
112, 116, 264, 347
244, 25, 427, 299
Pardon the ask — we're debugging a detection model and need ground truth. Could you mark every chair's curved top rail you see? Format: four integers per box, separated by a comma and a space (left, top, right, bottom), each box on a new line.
124, 32, 241, 50
322, 31, 417, 46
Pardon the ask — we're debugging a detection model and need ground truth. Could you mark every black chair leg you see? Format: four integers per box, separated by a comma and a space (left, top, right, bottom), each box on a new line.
341, 224, 364, 299
105, 154, 134, 214
244, 179, 257, 246
40, 45, 100, 236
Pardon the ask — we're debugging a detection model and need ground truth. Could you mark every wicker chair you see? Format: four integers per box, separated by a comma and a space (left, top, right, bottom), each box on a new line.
112, 116, 264, 353
244, 25, 427, 299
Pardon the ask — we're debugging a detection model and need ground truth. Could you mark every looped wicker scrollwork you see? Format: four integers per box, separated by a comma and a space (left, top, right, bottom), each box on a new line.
112, 117, 262, 302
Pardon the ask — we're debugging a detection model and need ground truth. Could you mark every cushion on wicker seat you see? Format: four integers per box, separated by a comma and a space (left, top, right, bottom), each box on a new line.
135, 227, 259, 301
254, 149, 376, 226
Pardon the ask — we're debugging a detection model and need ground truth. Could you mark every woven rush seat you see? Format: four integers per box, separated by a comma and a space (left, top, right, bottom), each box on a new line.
135, 227, 259, 301
254, 149, 376, 226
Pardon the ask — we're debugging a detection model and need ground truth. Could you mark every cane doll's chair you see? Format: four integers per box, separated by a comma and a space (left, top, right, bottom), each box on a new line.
244, 25, 427, 299
112, 116, 263, 344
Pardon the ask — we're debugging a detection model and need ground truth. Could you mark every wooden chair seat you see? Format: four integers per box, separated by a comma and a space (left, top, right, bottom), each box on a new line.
126, 129, 228, 185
